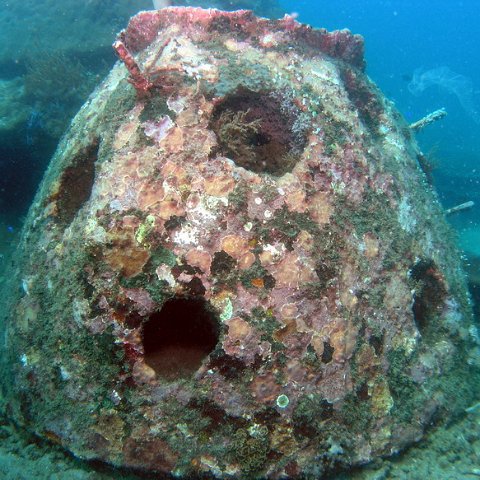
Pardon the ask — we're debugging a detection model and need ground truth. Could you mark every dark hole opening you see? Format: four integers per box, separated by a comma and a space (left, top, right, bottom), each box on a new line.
410, 259, 447, 333
209, 87, 308, 176
368, 332, 384, 355
142, 296, 220, 380
53, 139, 98, 225
356, 382, 370, 401
321, 342, 334, 363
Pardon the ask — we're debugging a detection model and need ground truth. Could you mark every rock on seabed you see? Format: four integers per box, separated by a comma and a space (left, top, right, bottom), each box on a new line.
1, 7, 479, 479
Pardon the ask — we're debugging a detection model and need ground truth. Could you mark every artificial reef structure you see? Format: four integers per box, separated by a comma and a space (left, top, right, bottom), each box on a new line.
1, 7, 479, 479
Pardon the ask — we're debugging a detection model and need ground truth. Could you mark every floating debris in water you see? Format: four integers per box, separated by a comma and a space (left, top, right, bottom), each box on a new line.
409, 107, 447, 132
445, 200, 475, 215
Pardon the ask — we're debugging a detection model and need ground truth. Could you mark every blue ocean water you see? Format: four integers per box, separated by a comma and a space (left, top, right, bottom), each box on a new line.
282, 0, 480, 145
0, 1, 480, 478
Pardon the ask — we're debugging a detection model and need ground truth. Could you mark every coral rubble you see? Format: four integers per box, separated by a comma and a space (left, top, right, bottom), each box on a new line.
0, 7, 478, 479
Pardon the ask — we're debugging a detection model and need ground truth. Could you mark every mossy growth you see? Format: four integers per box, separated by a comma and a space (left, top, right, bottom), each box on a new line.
8, 239, 124, 435
227, 181, 249, 214
139, 95, 176, 123
334, 189, 412, 271
292, 394, 335, 438
314, 106, 350, 156
248, 306, 281, 339
230, 428, 270, 478
386, 347, 417, 422
260, 205, 319, 249
215, 57, 274, 97
215, 108, 262, 167
340, 66, 384, 132
429, 361, 480, 416
161, 397, 212, 437
101, 79, 137, 126
149, 245, 177, 268
339, 392, 373, 434
96, 80, 137, 164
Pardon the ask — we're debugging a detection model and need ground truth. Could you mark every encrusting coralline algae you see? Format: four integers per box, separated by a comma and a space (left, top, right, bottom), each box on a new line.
1, 7, 479, 479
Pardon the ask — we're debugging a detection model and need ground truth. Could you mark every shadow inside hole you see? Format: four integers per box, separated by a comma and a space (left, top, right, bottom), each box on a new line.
410, 259, 447, 333
53, 139, 98, 226
142, 296, 220, 380
209, 87, 308, 176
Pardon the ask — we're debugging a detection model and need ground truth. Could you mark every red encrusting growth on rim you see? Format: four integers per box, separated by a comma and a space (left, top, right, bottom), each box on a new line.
113, 37, 183, 96
119, 7, 365, 69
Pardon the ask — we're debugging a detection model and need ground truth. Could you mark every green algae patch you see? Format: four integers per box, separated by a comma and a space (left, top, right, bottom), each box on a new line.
231, 428, 270, 478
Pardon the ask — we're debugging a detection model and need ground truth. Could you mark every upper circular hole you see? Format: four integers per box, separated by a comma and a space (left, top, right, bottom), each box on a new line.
209, 87, 309, 176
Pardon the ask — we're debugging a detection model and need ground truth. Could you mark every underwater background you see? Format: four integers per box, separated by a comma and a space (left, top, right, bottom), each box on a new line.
0, 0, 479, 478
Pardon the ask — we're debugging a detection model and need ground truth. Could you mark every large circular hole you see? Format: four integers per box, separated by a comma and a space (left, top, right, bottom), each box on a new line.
209, 87, 308, 176
142, 296, 220, 380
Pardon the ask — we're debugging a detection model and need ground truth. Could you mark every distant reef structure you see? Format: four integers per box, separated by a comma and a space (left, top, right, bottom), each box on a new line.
1, 7, 479, 480
0, 0, 151, 140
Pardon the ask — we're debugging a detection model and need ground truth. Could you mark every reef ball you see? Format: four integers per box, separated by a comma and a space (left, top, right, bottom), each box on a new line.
1, 7, 479, 479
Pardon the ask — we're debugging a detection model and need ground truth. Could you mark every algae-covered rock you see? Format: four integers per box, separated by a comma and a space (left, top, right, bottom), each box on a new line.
1, 7, 478, 479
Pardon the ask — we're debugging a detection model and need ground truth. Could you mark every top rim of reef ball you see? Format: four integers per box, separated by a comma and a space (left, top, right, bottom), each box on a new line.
118, 7, 365, 69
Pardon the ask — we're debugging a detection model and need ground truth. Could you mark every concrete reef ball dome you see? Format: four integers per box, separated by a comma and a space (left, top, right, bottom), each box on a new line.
1, 7, 479, 479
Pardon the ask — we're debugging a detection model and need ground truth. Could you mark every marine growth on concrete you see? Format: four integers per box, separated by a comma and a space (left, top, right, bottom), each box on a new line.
1, 7, 479, 479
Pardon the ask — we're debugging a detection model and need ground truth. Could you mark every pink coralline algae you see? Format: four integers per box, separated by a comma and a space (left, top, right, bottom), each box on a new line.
1, 7, 479, 480
143, 116, 175, 143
